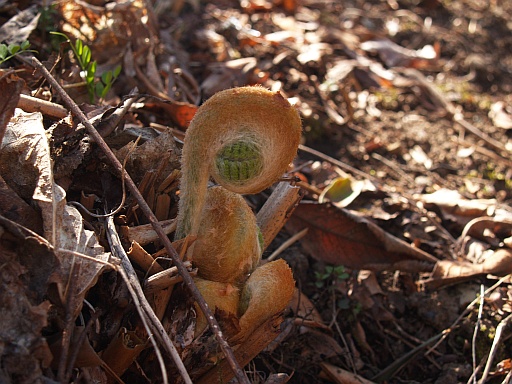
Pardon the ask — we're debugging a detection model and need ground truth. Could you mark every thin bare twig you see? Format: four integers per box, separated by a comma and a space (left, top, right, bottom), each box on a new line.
105, 215, 188, 384
267, 228, 308, 262
299, 144, 381, 184
31, 56, 250, 384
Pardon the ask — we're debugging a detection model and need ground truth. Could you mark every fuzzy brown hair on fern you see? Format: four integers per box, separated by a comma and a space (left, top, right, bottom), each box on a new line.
191, 186, 262, 284
236, 259, 295, 341
175, 86, 302, 240
192, 277, 240, 337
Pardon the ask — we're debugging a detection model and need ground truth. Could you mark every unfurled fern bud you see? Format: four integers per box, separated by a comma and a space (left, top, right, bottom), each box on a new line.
192, 186, 261, 283
175, 86, 302, 240
193, 277, 240, 336
237, 259, 295, 339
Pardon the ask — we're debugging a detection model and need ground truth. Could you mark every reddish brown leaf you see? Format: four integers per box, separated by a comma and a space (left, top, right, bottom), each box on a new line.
285, 202, 438, 270
163, 102, 198, 129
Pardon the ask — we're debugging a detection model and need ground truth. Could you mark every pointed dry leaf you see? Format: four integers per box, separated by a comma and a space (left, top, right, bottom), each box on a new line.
113, 130, 180, 184
0, 174, 43, 233
286, 202, 437, 270
164, 101, 198, 129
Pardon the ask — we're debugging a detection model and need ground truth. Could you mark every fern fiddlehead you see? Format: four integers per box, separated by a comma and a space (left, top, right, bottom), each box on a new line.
175, 86, 302, 240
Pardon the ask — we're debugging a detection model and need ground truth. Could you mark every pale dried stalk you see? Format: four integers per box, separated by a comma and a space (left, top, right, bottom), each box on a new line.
144, 263, 193, 293
128, 241, 164, 275
17, 94, 69, 119
120, 219, 176, 246
256, 181, 304, 251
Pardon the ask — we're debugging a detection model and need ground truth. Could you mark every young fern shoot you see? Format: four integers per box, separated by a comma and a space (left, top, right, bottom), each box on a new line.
175, 86, 302, 241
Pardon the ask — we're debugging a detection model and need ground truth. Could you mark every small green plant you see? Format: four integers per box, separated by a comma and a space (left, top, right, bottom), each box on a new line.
0, 41, 36, 65
51, 32, 121, 102
314, 265, 349, 288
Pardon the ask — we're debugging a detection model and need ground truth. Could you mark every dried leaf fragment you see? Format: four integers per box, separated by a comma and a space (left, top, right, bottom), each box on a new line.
286, 202, 437, 270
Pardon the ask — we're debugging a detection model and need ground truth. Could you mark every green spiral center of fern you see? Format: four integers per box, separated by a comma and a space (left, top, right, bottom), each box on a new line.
215, 141, 263, 183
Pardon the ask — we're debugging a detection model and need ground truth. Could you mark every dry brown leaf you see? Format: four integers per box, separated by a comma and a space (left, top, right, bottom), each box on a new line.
0, 110, 53, 203
0, 73, 24, 144
1, 109, 110, 317
424, 249, 512, 289
200, 58, 261, 99
113, 130, 180, 185
0, 174, 43, 234
289, 288, 323, 323
286, 202, 437, 271
161, 101, 198, 129
302, 329, 345, 360
0, 216, 55, 383
419, 188, 499, 218
0, 5, 40, 46
48, 326, 103, 369
419, 189, 512, 239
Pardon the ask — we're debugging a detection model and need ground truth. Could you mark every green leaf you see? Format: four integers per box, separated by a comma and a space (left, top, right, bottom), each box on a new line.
88, 60, 97, 78
21, 40, 30, 50
100, 82, 111, 98
0, 44, 8, 60
75, 39, 83, 56
8, 44, 20, 55
113, 65, 122, 78
95, 82, 104, 97
85, 71, 95, 85
101, 71, 112, 84
82, 45, 91, 66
